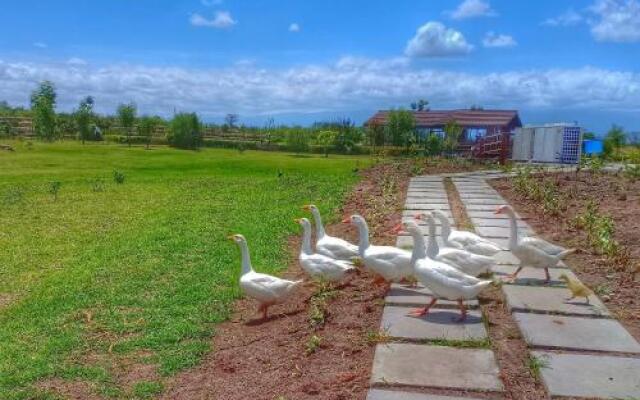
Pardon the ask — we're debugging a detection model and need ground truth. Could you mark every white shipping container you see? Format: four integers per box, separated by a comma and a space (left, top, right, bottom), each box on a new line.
512, 124, 582, 164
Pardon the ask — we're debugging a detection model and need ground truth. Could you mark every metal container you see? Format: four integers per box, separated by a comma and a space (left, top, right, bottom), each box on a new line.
512, 124, 583, 164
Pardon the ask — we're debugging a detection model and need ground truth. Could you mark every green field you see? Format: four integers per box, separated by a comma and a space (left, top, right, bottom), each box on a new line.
0, 141, 368, 398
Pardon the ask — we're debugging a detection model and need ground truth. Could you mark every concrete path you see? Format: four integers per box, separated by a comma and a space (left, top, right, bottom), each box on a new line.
453, 172, 640, 400
368, 169, 640, 400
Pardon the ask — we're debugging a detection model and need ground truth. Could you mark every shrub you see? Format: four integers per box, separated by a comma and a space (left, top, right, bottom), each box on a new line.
30, 81, 57, 141
286, 129, 310, 153
76, 96, 95, 144
167, 113, 202, 150
113, 170, 125, 184
117, 102, 137, 147
424, 133, 443, 156
49, 181, 61, 201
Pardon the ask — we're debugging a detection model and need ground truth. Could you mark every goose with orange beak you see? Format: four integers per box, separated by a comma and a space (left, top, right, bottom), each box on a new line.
343, 214, 413, 285
302, 204, 358, 260
228, 234, 303, 319
295, 217, 355, 282
495, 205, 575, 282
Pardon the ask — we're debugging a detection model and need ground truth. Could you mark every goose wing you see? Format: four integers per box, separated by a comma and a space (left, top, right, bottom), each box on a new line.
317, 235, 359, 260
241, 272, 296, 302
520, 236, 567, 256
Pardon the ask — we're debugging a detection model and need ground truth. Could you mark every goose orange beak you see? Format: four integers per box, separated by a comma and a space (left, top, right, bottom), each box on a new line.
226, 235, 235, 240
302, 205, 312, 211
294, 218, 302, 224
341, 217, 351, 224
391, 223, 404, 234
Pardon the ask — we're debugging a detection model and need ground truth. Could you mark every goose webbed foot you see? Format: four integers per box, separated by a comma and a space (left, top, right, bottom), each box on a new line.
408, 298, 437, 317
454, 300, 467, 323
543, 267, 551, 284
505, 266, 523, 282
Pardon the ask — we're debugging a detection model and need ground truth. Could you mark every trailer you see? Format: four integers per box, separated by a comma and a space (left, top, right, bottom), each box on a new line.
512, 124, 583, 164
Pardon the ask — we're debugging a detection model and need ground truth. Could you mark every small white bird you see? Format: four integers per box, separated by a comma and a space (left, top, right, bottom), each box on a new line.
296, 217, 355, 282
303, 204, 359, 260
431, 210, 502, 256
343, 214, 413, 285
228, 234, 302, 319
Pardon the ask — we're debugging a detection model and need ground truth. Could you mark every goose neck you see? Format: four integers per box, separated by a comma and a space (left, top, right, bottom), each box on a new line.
311, 209, 326, 238
301, 224, 313, 255
426, 217, 439, 259
355, 221, 370, 255
238, 241, 253, 276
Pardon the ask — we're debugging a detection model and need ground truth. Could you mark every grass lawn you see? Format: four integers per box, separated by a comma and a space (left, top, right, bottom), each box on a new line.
0, 140, 369, 399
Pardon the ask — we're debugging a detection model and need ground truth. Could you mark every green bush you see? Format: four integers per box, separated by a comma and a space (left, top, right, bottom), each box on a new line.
286, 129, 310, 153
167, 113, 202, 149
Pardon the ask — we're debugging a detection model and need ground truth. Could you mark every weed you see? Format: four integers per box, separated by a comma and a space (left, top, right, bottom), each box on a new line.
113, 170, 125, 184
364, 328, 391, 346
421, 337, 491, 349
527, 355, 549, 379
305, 335, 323, 355
132, 380, 163, 399
1, 186, 26, 205
48, 181, 61, 201
623, 162, 640, 181
574, 200, 619, 257
91, 179, 105, 192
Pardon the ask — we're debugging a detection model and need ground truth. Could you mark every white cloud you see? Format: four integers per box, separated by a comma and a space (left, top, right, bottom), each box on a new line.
201, 0, 222, 5
1, 58, 638, 118
33, 42, 47, 49
589, 0, 640, 42
405, 22, 473, 57
449, 0, 497, 19
542, 9, 583, 26
190, 11, 236, 29
483, 32, 517, 48
289, 23, 300, 32
67, 58, 87, 66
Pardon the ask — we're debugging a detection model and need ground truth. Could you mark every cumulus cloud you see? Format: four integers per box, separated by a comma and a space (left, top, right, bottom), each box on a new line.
482, 32, 517, 48
542, 8, 583, 26
449, 0, 497, 19
190, 11, 236, 29
589, 0, 640, 42
0, 58, 638, 118
289, 23, 300, 32
405, 22, 473, 57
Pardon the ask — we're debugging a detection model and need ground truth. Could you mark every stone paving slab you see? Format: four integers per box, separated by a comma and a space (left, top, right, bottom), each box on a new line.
503, 285, 611, 317
367, 389, 482, 400
492, 265, 577, 286
406, 199, 450, 206
458, 194, 504, 200
531, 351, 640, 399
371, 344, 503, 391
386, 283, 480, 308
403, 210, 453, 219
515, 313, 640, 353
381, 306, 486, 341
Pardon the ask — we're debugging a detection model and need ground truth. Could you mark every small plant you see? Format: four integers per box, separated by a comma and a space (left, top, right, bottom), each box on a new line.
364, 329, 391, 346
91, 179, 105, 192
132, 380, 163, 399
623, 162, 640, 181
113, 170, 125, 184
574, 200, 619, 257
305, 335, 323, 355
527, 355, 549, 379
49, 181, 61, 201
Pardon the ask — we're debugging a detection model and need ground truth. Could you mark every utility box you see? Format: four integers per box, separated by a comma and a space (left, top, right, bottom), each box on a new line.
512, 124, 583, 164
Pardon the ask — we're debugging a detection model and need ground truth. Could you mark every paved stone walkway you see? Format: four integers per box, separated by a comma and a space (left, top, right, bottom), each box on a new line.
367, 169, 640, 400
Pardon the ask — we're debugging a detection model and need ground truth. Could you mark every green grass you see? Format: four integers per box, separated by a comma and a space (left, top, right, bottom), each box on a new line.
0, 140, 369, 398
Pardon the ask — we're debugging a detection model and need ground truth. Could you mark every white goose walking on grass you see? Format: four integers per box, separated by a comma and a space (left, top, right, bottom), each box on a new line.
229, 234, 302, 319
431, 210, 502, 256
343, 214, 412, 285
409, 213, 493, 276
399, 220, 491, 322
296, 218, 355, 282
495, 205, 575, 282
303, 204, 358, 260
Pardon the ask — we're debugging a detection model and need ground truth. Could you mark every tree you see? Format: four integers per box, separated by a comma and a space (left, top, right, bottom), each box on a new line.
225, 113, 239, 130
603, 124, 626, 159
75, 96, 95, 144
30, 81, 57, 141
117, 102, 137, 147
167, 113, 202, 149
443, 120, 463, 155
386, 109, 415, 148
316, 130, 337, 157
138, 116, 158, 149
366, 120, 386, 151
410, 99, 429, 111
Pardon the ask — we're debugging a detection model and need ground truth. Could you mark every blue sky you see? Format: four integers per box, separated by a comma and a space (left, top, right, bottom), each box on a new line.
1, 0, 639, 133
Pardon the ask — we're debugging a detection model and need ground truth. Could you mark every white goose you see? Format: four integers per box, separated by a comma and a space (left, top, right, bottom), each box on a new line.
229, 234, 302, 319
495, 205, 575, 282
296, 218, 355, 282
303, 204, 358, 261
419, 212, 494, 276
431, 210, 502, 256
343, 214, 413, 284
402, 220, 492, 322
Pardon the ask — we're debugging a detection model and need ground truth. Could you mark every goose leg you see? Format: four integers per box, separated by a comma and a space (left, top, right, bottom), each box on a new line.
257, 304, 269, 319
408, 297, 437, 317
506, 267, 523, 281
544, 267, 551, 283
455, 300, 467, 322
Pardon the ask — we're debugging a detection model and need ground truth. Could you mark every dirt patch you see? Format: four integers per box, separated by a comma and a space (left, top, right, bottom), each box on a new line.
445, 177, 549, 400
36, 379, 98, 400
491, 171, 640, 340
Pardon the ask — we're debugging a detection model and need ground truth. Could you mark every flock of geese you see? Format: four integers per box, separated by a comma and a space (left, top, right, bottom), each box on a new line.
228, 204, 574, 321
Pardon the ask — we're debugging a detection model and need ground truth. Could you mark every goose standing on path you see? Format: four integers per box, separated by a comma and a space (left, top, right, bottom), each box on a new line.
295, 218, 355, 282
399, 220, 492, 322
303, 204, 359, 260
431, 210, 502, 256
495, 205, 575, 282
343, 214, 413, 285
228, 234, 302, 319
409, 213, 494, 276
